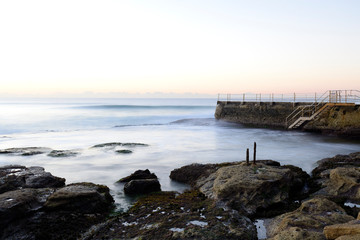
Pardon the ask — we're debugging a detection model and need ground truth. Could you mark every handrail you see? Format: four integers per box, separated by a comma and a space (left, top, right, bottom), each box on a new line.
285, 90, 359, 128
217, 90, 360, 104
285, 91, 329, 127
217, 90, 359, 129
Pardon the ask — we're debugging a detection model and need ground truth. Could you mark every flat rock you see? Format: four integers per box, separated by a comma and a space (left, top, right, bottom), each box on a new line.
47, 150, 78, 157
91, 142, 148, 148
0, 165, 65, 194
115, 149, 132, 154
0, 147, 52, 156
124, 179, 161, 195
196, 162, 308, 216
118, 169, 157, 183
267, 197, 354, 240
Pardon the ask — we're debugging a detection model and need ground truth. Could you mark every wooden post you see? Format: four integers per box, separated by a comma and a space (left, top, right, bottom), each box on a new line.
253, 142, 256, 165
246, 148, 249, 165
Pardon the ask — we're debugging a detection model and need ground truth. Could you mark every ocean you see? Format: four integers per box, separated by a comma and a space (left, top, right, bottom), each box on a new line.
0, 98, 359, 211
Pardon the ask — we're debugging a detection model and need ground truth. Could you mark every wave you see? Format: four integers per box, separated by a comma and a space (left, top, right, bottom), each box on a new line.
74, 105, 214, 110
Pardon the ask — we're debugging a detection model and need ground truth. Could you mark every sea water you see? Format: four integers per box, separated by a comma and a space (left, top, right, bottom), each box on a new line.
0, 98, 359, 210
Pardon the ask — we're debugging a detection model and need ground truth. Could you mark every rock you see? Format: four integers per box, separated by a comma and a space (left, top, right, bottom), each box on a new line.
118, 169, 157, 183
91, 142, 148, 148
196, 162, 308, 216
0, 166, 115, 240
267, 197, 354, 240
335, 234, 360, 240
312, 167, 360, 202
47, 150, 78, 157
0, 188, 54, 228
170, 163, 220, 186
44, 182, 114, 213
312, 152, 360, 179
81, 190, 257, 240
115, 149, 132, 154
309, 152, 360, 196
170, 160, 282, 186
124, 179, 161, 195
0, 147, 52, 156
323, 220, 360, 240
0, 165, 65, 194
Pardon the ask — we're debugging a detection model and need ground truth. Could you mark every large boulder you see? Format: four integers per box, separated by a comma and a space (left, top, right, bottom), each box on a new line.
44, 182, 114, 213
118, 169, 157, 182
196, 162, 308, 216
124, 179, 161, 195
0, 165, 65, 194
169, 161, 282, 186
267, 197, 354, 240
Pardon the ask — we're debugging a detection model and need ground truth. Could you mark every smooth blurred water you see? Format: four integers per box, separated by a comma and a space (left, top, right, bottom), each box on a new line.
0, 98, 359, 211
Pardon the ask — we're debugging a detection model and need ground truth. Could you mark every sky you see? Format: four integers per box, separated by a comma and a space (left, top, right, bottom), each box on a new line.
0, 0, 359, 98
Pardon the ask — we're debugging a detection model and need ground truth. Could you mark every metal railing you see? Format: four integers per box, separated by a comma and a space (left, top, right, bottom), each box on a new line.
285, 90, 360, 128
217, 90, 360, 104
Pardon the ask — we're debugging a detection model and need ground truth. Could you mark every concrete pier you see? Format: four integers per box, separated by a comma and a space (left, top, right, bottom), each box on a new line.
215, 101, 360, 138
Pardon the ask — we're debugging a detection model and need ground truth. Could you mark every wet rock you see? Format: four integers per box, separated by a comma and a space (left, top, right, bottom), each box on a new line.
0, 165, 65, 194
91, 142, 148, 148
196, 162, 308, 216
311, 166, 360, 202
115, 149, 132, 154
44, 182, 114, 213
81, 190, 257, 240
0, 147, 52, 156
47, 150, 78, 157
324, 220, 360, 240
267, 197, 354, 240
309, 152, 360, 198
0, 167, 115, 240
170, 160, 282, 187
0, 188, 54, 228
118, 169, 157, 183
124, 179, 161, 195
312, 152, 360, 179
170, 163, 220, 186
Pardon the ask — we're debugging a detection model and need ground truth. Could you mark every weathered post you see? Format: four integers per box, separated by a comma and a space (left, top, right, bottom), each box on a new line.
253, 142, 256, 165
246, 148, 249, 165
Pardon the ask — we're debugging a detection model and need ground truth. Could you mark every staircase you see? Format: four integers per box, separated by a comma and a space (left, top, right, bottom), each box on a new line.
287, 103, 332, 129
286, 90, 359, 130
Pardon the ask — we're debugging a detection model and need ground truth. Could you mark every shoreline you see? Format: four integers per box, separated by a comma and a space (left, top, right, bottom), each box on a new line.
1, 151, 360, 239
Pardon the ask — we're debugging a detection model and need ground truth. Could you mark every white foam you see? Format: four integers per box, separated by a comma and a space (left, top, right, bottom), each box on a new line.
255, 219, 267, 240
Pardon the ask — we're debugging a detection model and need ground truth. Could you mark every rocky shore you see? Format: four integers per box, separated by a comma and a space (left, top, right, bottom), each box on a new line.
1, 152, 360, 239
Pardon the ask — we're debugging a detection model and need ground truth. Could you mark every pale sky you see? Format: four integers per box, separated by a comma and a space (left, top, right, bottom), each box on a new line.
0, 0, 359, 97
